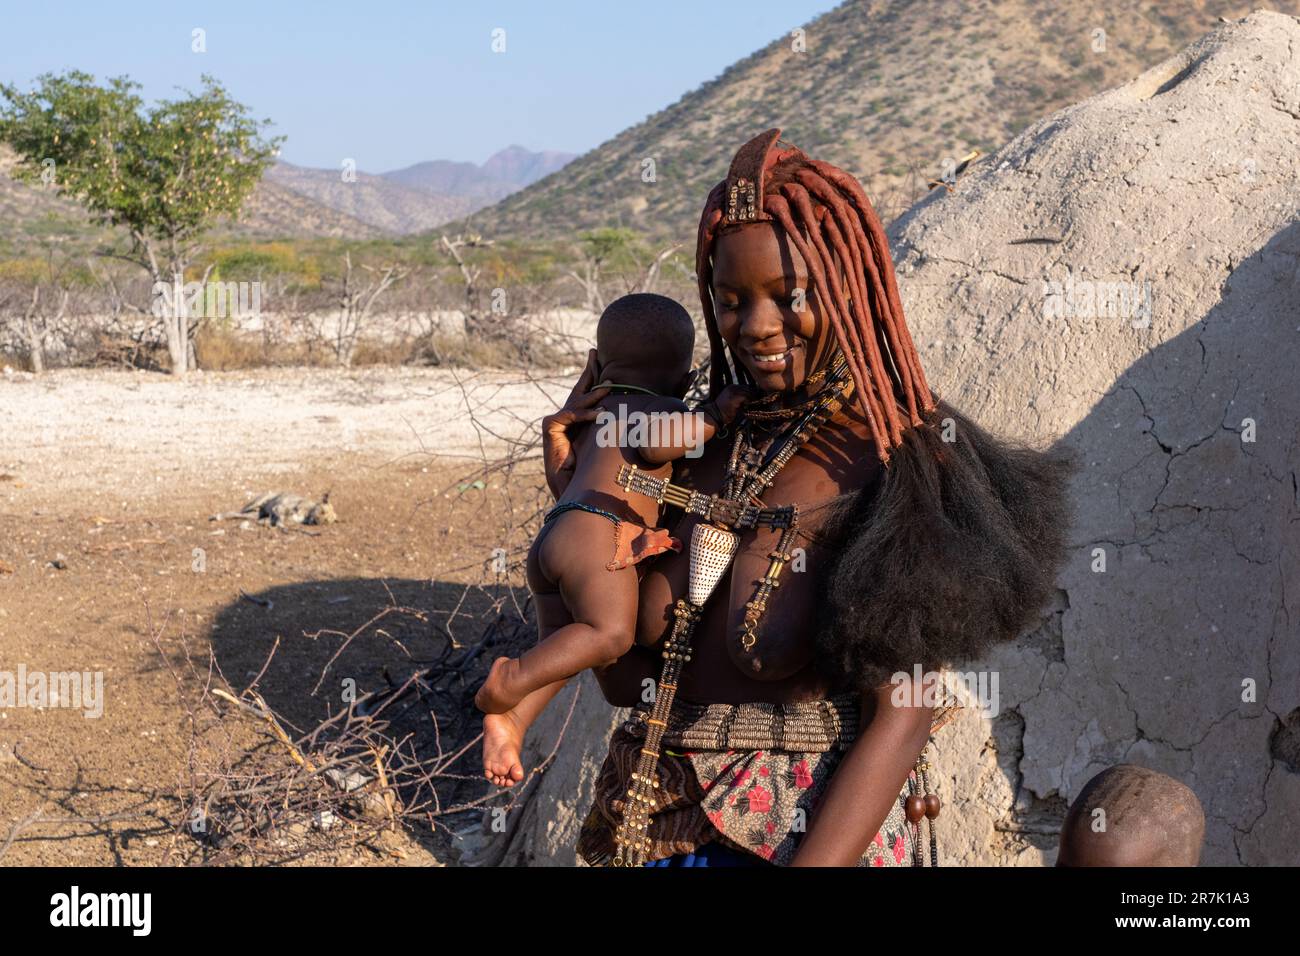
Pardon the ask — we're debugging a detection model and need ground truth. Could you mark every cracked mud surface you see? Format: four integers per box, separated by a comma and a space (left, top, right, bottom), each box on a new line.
883, 11, 1300, 864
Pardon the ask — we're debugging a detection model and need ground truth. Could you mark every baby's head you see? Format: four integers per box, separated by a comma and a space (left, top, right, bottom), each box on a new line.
595, 293, 696, 397
1056, 764, 1204, 867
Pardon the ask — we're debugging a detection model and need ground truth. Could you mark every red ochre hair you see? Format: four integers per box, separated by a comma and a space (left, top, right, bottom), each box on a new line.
696, 128, 936, 463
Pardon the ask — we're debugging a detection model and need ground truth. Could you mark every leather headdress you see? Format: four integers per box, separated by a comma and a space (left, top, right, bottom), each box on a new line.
721, 128, 781, 224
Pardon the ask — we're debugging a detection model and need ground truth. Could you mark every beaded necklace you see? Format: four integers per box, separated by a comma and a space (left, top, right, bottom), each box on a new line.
609, 354, 853, 866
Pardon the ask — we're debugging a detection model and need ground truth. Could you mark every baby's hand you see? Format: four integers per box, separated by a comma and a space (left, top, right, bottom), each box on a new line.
714, 384, 760, 424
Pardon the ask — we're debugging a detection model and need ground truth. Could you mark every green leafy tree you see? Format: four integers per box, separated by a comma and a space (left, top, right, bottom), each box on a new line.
0, 72, 282, 373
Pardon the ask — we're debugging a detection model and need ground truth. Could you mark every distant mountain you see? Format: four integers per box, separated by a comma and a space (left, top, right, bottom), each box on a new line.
236, 178, 385, 240
380, 146, 576, 204
480, 145, 577, 189
264, 145, 575, 236
265, 161, 473, 236
465, 0, 1300, 243
380, 159, 509, 203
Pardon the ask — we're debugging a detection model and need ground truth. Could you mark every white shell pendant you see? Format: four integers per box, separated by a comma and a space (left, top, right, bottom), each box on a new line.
688, 523, 740, 606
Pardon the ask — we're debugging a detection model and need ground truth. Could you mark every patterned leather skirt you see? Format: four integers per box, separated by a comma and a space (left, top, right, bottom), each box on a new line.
577, 694, 946, 867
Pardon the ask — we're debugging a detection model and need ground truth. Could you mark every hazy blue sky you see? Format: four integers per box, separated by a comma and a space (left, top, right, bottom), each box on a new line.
0, 0, 838, 172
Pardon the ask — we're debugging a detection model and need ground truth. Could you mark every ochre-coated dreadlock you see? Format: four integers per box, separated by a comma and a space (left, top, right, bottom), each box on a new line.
696, 131, 935, 462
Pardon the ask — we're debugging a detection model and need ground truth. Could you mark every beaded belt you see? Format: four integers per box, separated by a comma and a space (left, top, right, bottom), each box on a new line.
625, 691, 961, 753
623, 694, 861, 753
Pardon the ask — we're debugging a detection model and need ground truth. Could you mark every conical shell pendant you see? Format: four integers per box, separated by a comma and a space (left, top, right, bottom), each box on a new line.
688, 523, 739, 606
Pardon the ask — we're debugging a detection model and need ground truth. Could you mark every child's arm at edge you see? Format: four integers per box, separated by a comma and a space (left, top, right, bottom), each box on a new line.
637, 385, 754, 466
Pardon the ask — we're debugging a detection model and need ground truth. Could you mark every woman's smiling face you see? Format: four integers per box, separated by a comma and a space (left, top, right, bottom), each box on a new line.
710, 221, 834, 393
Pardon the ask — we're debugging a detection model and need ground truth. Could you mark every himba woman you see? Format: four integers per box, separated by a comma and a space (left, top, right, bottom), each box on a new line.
542, 129, 1073, 866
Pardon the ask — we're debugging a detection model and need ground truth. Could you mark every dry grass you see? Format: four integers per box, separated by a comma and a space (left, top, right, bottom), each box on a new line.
189, 325, 565, 372
193, 325, 332, 370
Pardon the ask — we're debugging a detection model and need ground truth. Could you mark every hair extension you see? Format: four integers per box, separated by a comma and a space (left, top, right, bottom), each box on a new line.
812, 401, 1075, 691
696, 132, 1075, 687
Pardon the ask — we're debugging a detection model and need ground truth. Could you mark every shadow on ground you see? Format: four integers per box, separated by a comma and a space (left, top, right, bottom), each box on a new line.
203, 575, 534, 743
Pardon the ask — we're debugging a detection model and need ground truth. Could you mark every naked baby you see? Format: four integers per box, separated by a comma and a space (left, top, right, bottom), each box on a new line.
474, 293, 751, 786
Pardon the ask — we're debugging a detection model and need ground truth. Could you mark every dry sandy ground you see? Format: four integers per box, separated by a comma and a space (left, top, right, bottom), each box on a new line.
0, 365, 571, 866
1, 365, 575, 507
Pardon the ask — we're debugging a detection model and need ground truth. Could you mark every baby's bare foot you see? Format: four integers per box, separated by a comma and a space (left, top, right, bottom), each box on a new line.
474, 656, 524, 714
482, 711, 526, 787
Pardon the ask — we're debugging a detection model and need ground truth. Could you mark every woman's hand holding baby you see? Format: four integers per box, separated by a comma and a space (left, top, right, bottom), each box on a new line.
542, 349, 608, 499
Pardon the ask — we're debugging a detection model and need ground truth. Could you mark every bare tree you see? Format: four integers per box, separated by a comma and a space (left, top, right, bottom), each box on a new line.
324, 251, 409, 367
629, 243, 683, 296
439, 233, 496, 338
562, 230, 625, 314
17, 286, 70, 373
564, 257, 604, 314
564, 230, 683, 311
0, 236, 77, 374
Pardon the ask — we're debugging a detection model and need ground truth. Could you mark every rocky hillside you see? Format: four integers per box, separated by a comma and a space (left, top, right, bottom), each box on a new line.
467, 0, 1300, 243
235, 178, 385, 240
0, 146, 94, 243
